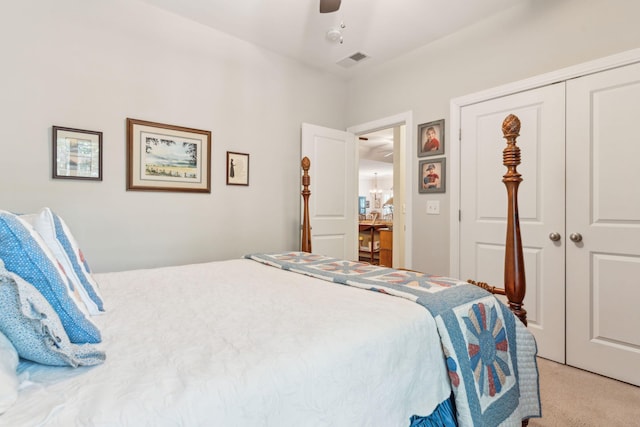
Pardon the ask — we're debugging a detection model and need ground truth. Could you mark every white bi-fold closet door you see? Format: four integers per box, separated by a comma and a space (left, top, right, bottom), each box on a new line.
565, 62, 640, 387
459, 60, 640, 386
459, 83, 566, 363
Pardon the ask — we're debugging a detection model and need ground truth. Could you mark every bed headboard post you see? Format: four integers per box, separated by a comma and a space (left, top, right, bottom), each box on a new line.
301, 157, 312, 253
502, 114, 527, 326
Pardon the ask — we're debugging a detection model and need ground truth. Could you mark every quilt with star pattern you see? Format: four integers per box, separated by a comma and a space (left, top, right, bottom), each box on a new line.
246, 252, 541, 426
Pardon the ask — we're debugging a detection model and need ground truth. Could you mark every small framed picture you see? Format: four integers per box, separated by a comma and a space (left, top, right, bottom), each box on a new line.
226, 152, 249, 186
126, 118, 211, 193
418, 119, 445, 157
419, 158, 446, 194
52, 126, 103, 180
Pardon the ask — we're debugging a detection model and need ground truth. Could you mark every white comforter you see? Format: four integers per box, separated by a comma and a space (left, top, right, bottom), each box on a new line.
4, 259, 451, 427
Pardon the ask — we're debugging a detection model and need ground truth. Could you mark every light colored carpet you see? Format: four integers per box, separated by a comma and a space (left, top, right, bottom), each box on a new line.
529, 357, 640, 426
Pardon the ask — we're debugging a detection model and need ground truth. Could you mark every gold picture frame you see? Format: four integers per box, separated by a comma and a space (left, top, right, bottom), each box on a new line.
126, 118, 211, 193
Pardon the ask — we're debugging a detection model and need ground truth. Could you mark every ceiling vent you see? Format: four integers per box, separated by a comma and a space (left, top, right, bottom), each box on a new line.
336, 52, 370, 68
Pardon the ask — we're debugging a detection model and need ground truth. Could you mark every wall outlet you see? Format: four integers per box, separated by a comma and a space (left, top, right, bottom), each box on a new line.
426, 200, 440, 215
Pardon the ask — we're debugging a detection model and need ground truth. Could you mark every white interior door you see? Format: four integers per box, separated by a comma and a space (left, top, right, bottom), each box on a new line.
566, 61, 640, 386
459, 84, 566, 362
301, 123, 357, 260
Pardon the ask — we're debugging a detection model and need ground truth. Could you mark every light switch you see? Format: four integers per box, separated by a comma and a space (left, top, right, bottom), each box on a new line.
426, 200, 440, 215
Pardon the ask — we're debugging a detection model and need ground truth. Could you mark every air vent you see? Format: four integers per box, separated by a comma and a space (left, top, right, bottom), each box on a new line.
336, 52, 370, 68
349, 52, 367, 61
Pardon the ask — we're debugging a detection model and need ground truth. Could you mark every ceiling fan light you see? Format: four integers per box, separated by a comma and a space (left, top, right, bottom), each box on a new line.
326, 28, 342, 42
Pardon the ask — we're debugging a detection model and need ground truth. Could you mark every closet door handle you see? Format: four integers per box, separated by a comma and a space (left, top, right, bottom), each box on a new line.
549, 232, 561, 242
569, 233, 583, 243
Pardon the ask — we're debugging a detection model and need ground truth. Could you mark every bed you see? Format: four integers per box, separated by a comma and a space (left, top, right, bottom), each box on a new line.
0, 114, 539, 426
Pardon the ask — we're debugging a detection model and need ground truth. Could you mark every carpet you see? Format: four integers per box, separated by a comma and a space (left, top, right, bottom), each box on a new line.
529, 357, 640, 426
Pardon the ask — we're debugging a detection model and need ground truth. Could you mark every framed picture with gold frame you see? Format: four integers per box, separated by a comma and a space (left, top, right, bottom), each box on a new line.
126, 118, 211, 193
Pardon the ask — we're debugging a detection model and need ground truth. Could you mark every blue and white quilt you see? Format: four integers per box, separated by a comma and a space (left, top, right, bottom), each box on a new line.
246, 252, 541, 426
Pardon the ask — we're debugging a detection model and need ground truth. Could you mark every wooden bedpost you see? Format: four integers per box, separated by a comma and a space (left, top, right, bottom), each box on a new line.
502, 114, 527, 326
301, 157, 312, 253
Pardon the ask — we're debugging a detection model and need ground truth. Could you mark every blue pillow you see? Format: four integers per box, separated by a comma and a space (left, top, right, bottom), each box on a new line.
0, 210, 101, 344
31, 208, 105, 315
0, 270, 105, 367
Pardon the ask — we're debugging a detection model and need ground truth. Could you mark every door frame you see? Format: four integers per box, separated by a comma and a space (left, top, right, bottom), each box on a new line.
449, 48, 640, 277
348, 111, 414, 269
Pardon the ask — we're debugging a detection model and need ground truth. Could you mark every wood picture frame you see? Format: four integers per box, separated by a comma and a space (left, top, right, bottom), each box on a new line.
126, 118, 211, 193
52, 126, 102, 180
226, 151, 249, 186
419, 158, 446, 193
417, 119, 445, 157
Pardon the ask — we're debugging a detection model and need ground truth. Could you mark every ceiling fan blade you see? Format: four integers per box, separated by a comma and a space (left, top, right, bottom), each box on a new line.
320, 0, 341, 13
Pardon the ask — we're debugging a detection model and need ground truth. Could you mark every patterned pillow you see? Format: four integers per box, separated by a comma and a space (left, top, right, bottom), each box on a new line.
30, 208, 105, 315
0, 210, 101, 344
0, 330, 19, 414
0, 270, 105, 367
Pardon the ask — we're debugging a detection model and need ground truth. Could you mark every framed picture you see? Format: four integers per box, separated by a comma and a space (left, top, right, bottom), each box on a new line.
126, 118, 211, 193
418, 119, 445, 157
52, 126, 102, 180
226, 151, 249, 186
419, 158, 446, 193
358, 196, 366, 215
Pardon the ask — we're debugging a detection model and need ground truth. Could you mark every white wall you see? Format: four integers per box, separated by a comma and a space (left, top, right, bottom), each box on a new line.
345, 0, 640, 275
0, 0, 347, 272
4, 1, 639, 275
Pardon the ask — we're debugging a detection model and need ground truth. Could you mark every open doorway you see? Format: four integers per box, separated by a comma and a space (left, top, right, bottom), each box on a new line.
357, 126, 401, 267
358, 129, 393, 266
348, 111, 413, 269
301, 113, 412, 266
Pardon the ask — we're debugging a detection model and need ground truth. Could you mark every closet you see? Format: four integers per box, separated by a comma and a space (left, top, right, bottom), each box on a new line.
457, 59, 640, 387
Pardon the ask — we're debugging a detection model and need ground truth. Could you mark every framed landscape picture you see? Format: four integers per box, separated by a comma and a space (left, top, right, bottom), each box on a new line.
126, 118, 211, 193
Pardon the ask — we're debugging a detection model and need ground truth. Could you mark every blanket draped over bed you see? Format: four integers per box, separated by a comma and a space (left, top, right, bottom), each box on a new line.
246, 252, 541, 426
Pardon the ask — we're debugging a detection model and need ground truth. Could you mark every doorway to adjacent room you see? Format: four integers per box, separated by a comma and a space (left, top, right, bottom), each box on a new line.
357, 128, 395, 266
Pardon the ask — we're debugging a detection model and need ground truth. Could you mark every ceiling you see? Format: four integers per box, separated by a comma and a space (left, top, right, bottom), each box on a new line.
139, 0, 525, 178
359, 128, 394, 178
141, 0, 525, 79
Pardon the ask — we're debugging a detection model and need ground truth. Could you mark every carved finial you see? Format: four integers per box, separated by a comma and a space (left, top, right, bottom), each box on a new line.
502, 114, 521, 138
503, 114, 522, 169
301, 156, 310, 171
